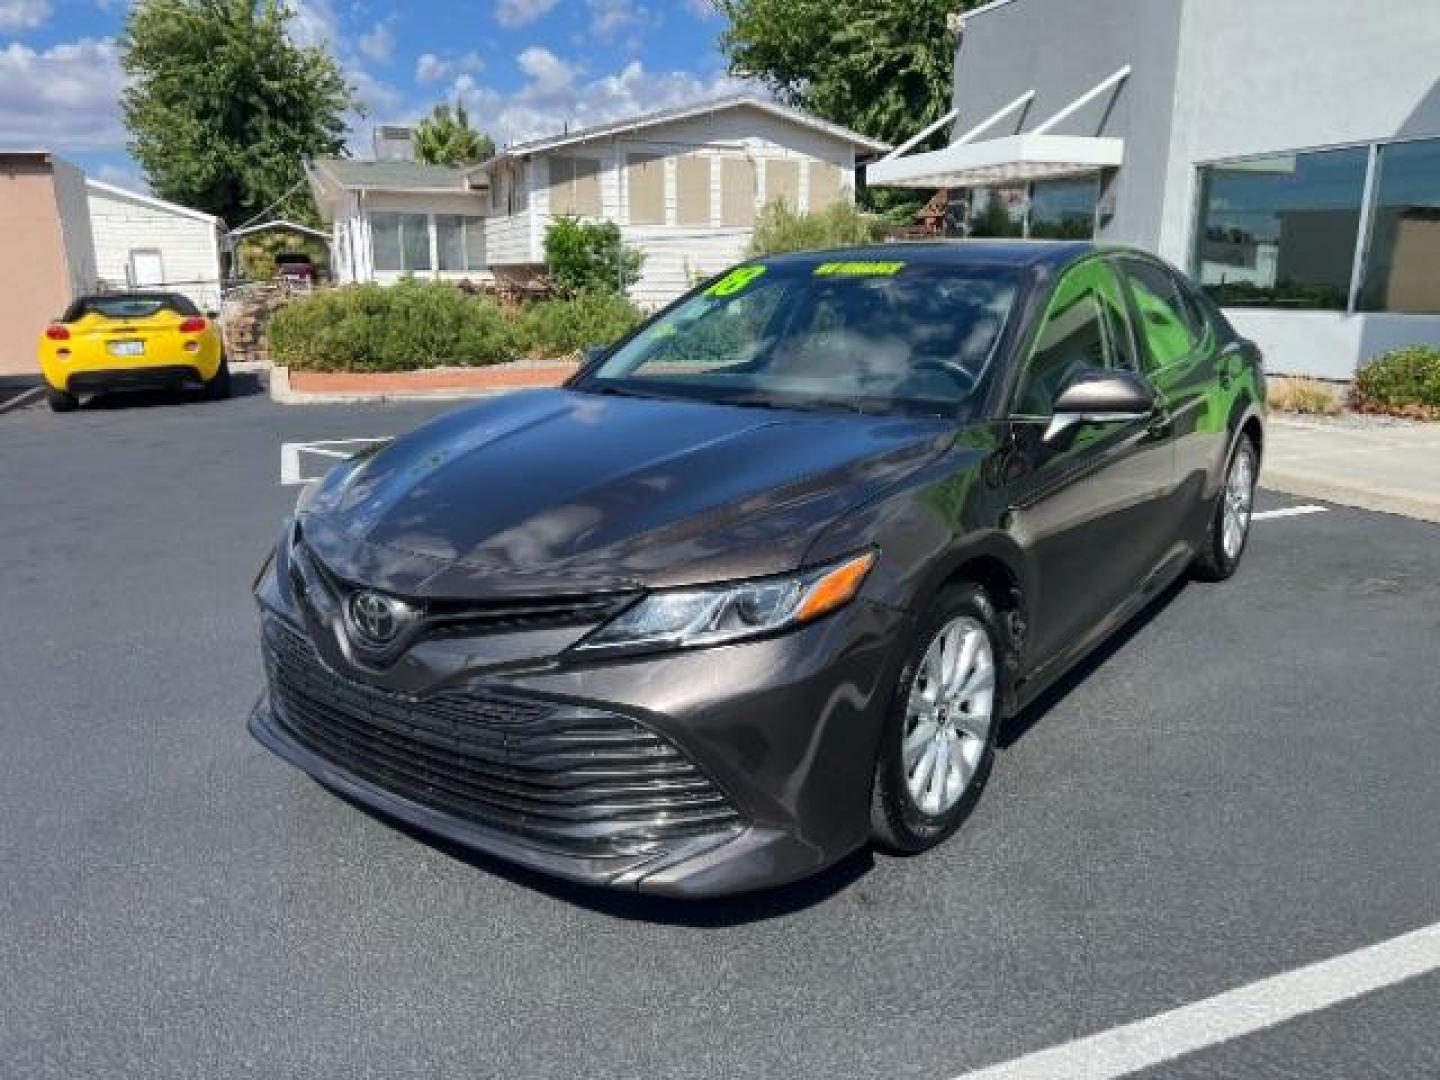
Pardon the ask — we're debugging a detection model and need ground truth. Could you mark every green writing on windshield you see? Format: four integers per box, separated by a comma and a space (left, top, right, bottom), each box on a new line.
705, 265, 768, 297
814, 261, 905, 277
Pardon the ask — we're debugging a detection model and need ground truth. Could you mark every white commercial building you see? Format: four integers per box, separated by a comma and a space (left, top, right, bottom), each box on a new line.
871, 0, 1440, 378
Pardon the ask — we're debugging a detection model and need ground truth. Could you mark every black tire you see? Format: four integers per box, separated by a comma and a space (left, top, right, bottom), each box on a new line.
871, 582, 1004, 855
203, 357, 231, 401
1193, 434, 1258, 582
47, 388, 78, 413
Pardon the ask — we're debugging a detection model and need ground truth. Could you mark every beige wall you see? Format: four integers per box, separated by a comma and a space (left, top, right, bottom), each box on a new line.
0, 162, 68, 376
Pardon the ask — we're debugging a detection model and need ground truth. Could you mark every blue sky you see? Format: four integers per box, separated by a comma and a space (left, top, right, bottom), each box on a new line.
0, 0, 752, 191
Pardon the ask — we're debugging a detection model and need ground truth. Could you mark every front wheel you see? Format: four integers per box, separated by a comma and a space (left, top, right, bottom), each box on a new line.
1193, 435, 1257, 581
871, 583, 1002, 854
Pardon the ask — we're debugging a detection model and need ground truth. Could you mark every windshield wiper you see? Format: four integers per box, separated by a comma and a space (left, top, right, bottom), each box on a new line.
727, 394, 874, 416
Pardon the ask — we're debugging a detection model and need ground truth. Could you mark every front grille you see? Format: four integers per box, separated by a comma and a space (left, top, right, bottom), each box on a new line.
262, 617, 742, 857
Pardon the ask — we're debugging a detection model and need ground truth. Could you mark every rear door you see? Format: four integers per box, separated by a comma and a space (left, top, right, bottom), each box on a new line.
1001, 258, 1176, 672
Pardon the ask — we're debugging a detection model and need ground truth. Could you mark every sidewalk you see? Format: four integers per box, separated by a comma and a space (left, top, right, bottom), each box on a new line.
1262, 415, 1440, 524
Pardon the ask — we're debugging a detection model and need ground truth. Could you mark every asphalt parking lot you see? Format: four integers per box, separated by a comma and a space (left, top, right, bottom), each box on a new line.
2, 382, 1438, 1079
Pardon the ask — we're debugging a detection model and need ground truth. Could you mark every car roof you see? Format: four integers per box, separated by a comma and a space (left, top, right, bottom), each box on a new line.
755, 240, 1098, 274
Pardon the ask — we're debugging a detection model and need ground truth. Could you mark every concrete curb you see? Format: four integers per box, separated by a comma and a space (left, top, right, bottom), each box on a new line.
267, 366, 561, 406
1261, 466, 1440, 525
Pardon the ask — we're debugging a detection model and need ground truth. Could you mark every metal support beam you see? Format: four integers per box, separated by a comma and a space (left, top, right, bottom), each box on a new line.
882, 108, 959, 162
1030, 66, 1132, 136
954, 89, 1037, 146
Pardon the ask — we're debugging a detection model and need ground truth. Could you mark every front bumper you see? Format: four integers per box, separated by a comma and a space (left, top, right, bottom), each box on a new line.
252, 561, 909, 896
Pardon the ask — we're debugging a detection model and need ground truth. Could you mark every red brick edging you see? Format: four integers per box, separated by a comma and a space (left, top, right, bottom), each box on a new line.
288, 362, 578, 395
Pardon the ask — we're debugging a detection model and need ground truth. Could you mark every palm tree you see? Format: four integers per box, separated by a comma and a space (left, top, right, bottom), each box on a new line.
413, 103, 495, 167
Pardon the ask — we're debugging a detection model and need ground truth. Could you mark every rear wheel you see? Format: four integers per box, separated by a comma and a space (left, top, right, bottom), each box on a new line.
871, 583, 1002, 854
1194, 435, 1257, 581
46, 388, 78, 413
203, 357, 231, 401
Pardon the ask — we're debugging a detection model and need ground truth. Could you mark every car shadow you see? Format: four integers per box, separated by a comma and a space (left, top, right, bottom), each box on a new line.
998, 575, 1189, 750
80, 371, 266, 410
330, 787, 873, 926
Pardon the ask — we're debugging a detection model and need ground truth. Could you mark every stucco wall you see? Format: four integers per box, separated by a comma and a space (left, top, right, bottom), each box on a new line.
950, 0, 1185, 250
0, 161, 69, 376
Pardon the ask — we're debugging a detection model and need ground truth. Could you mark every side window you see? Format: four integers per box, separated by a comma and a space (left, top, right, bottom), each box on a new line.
1121, 259, 1202, 370
1012, 261, 1132, 417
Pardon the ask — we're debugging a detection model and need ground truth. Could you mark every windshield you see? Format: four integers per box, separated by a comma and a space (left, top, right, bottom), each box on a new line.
580, 259, 1019, 417
63, 294, 198, 321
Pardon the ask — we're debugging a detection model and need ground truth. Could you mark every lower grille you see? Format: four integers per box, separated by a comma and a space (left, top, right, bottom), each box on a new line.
262, 617, 742, 857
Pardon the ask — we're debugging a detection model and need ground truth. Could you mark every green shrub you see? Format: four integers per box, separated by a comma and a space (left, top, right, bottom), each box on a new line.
1352, 345, 1440, 419
517, 290, 644, 358
544, 216, 643, 295
747, 200, 881, 256
268, 280, 516, 372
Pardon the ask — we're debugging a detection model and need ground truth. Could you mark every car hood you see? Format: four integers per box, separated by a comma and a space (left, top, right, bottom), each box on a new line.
299, 388, 952, 599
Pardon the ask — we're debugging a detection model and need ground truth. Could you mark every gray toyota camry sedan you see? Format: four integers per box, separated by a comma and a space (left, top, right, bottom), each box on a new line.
251, 242, 1265, 897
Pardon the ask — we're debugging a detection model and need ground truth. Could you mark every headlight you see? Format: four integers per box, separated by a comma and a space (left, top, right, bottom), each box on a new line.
574, 550, 876, 656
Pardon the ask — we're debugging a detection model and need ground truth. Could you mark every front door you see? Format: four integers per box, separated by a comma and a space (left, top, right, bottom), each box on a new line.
1000, 258, 1177, 674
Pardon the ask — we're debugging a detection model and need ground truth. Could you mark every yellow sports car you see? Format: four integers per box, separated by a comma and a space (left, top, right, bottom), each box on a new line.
38, 292, 229, 412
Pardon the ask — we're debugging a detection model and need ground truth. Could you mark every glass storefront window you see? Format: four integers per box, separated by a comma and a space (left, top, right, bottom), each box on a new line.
1028, 177, 1098, 239
968, 186, 1025, 238
1193, 147, 1368, 310
1359, 138, 1440, 314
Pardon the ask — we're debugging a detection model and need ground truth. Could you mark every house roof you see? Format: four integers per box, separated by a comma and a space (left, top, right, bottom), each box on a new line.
86, 178, 222, 225
309, 158, 472, 192
464, 95, 891, 176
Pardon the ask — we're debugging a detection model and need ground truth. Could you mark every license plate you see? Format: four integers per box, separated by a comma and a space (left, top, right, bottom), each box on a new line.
108, 340, 144, 357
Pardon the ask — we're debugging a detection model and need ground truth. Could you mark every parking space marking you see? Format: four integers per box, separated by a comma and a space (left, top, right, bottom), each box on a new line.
0, 386, 44, 414
1252, 505, 1329, 521
950, 922, 1440, 1080
280, 438, 391, 486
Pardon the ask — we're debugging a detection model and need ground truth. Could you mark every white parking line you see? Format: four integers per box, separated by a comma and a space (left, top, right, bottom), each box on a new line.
280, 438, 391, 486
951, 922, 1440, 1080
1252, 505, 1329, 521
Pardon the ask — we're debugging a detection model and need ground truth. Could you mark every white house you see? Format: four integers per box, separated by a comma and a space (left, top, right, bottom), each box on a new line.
307, 96, 889, 307
86, 179, 224, 311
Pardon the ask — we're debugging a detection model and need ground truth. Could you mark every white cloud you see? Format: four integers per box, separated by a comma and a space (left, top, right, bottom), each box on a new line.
515, 46, 576, 97
0, 38, 125, 148
682, 0, 716, 17
0, 0, 50, 31
95, 163, 150, 194
285, 0, 340, 49
494, 0, 558, 29
451, 57, 755, 147
416, 50, 483, 85
586, 0, 648, 41
357, 19, 396, 65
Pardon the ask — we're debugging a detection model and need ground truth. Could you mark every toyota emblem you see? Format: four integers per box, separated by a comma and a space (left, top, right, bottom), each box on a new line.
345, 590, 413, 650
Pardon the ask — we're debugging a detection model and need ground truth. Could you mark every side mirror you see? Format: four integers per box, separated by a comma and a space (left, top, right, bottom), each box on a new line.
1044, 368, 1157, 444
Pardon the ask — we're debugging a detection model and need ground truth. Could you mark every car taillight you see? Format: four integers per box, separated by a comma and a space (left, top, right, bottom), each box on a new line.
45, 324, 70, 341
179, 317, 208, 333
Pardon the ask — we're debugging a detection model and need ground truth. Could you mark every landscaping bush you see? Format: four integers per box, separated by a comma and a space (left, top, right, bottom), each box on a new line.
1352, 345, 1440, 419
544, 216, 644, 295
1267, 376, 1342, 417
269, 280, 515, 372
516, 290, 644, 358
747, 200, 881, 256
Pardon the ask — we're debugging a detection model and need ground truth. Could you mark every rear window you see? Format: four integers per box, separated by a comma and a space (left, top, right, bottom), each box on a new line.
63, 294, 199, 321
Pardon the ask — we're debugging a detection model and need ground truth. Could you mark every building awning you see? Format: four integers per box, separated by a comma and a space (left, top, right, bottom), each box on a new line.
867, 133, 1123, 188
869, 65, 1131, 189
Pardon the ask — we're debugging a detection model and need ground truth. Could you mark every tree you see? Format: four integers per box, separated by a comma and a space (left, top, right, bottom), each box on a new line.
414, 103, 495, 167
718, 0, 984, 219
120, 0, 358, 226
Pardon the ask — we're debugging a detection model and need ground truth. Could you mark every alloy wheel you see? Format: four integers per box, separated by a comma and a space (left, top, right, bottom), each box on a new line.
1222, 445, 1255, 560
903, 616, 996, 816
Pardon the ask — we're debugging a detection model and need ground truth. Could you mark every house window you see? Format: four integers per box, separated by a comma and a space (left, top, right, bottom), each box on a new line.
370, 212, 432, 274
549, 155, 601, 217
1029, 178, 1099, 239
436, 215, 486, 273
509, 163, 527, 215
626, 152, 666, 225
1359, 137, 1440, 314
721, 158, 757, 227
129, 249, 165, 287
765, 159, 800, 210
808, 163, 843, 210
1193, 146, 1369, 310
676, 155, 711, 226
